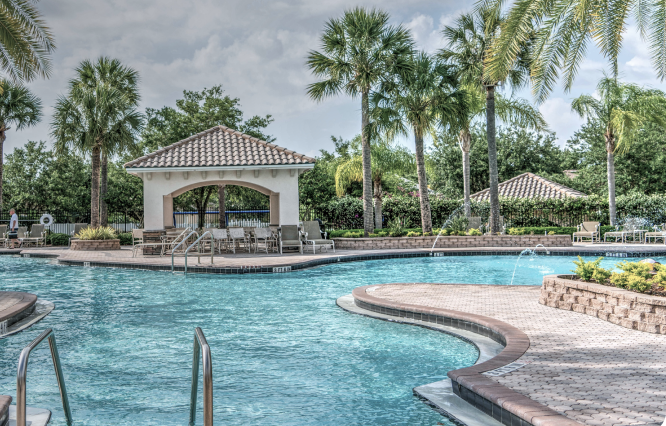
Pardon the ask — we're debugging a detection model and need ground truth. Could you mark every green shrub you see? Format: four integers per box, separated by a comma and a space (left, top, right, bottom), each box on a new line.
436, 229, 449, 236
627, 275, 652, 292
468, 228, 482, 236
592, 267, 612, 283
341, 231, 363, 238
508, 227, 524, 235
610, 261, 659, 293
616, 261, 653, 280
76, 226, 117, 240
118, 232, 133, 245
406, 231, 421, 237
548, 231, 556, 235
449, 216, 469, 234
571, 256, 607, 282
46, 233, 70, 246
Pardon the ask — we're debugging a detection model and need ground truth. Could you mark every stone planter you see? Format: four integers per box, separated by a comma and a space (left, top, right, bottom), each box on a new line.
541, 274, 666, 334
70, 239, 120, 251
332, 234, 572, 250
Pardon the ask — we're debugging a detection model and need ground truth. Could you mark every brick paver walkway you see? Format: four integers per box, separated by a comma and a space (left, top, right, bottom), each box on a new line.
369, 283, 666, 426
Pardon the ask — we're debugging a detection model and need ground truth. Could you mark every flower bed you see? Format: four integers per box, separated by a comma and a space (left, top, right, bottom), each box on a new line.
333, 234, 572, 250
70, 239, 120, 251
541, 274, 666, 334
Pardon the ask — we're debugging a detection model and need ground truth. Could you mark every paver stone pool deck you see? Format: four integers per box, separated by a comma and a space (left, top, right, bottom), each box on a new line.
356, 283, 666, 426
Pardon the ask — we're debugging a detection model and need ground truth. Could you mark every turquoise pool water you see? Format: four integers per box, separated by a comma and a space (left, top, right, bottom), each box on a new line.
0, 254, 659, 425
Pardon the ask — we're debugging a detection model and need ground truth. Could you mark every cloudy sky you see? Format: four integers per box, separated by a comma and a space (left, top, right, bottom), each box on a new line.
10, 0, 664, 158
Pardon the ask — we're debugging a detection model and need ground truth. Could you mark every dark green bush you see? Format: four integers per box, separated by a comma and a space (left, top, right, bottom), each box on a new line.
118, 232, 133, 246
46, 233, 70, 246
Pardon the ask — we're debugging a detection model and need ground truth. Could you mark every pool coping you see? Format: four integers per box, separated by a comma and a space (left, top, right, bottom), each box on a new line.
349, 284, 584, 426
5, 246, 666, 275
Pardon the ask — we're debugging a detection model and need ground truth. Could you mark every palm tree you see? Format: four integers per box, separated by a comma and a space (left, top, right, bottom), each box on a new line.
0, 0, 55, 84
571, 76, 666, 225
307, 7, 414, 236
0, 80, 41, 209
439, 7, 530, 233
51, 58, 143, 227
452, 87, 546, 217
335, 138, 414, 229
370, 52, 466, 232
485, 0, 666, 103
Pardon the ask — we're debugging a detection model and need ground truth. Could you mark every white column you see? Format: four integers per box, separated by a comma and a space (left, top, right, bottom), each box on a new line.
279, 180, 300, 225
144, 181, 165, 230
269, 192, 280, 225
163, 195, 174, 228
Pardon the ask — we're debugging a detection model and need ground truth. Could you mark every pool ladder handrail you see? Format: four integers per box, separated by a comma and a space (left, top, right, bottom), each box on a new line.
16, 328, 73, 426
171, 230, 199, 272
183, 231, 215, 274
189, 327, 213, 426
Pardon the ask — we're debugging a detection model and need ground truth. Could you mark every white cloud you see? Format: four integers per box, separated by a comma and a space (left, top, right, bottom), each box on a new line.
539, 98, 584, 145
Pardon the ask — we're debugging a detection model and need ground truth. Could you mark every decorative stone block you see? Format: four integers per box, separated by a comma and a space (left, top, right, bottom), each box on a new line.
613, 306, 629, 317
576, 296, 591, 306
620, 319, 637, 329
628, 311, 646, 321
637, 323, 659, 333
70, 239, 120, 251
572, 304, 586, 314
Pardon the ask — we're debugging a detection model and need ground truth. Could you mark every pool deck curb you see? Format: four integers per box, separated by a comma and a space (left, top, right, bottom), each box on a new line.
349, 284, 584, 426
3, 244, 666, 275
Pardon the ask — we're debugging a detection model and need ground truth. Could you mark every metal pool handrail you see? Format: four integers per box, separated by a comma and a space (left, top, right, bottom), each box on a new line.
171, 230, 199, 272
189, 327, 213, 426
183, 231, 214, 274
16, 328, 72, 426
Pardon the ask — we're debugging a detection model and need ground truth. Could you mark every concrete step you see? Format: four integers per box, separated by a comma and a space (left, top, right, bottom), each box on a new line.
0, 396, 10, 426
8, 406, 51, 426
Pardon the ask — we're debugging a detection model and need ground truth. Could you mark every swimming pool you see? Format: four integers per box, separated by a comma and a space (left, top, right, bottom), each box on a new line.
0, 254, 658, 425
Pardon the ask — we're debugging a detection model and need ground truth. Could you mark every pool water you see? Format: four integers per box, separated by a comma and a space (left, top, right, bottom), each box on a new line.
0, 255, 658, 425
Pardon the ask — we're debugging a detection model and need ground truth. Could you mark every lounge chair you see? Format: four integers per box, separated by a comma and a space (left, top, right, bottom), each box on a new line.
573, 221, 600, 243
132, 229, 144, 245
0, 225, 8, 248
69, 223, 89, 246
302, 221, 335, 253
22, 224, 46, 247
645, 224, 666, 244
11, 226, 27, 248
228, 227, 251, 253
253, 227, 275, 254
161, 227, 192, 256
211, 229, 229, 254
279, 225, 303, 254
484, 216, 506, 234
467, 217, 482, 231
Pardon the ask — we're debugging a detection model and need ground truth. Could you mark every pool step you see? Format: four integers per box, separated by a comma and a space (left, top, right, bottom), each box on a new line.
8, 405, 51, 426
0, 396, 10, 426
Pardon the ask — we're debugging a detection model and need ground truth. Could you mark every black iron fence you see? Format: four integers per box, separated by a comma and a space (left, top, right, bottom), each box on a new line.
0, 210, 143, 233
174, 210, 271, 228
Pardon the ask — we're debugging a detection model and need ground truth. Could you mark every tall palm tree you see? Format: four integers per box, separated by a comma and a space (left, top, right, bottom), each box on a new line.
485, 0, 666, 103
370, 52, 466, 232
51, 58, 143, 227
0, 80, 41, 209
439, 7, 530, 233
452, 87, 546, 217
0, 0, 55, 84
571, 76, 666, 225
307, 7, 414, 236
335, 138, 414, 229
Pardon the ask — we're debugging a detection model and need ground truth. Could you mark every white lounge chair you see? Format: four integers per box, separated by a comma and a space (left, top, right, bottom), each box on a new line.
302, 221, 335, 253
645, 224, 666, 244
22, 224, 46, 247
228, 227, 251, 253
573, 222, 600, 243
69, 223, 89, 246
253, 227, 275, 254
132, 229, 144, 245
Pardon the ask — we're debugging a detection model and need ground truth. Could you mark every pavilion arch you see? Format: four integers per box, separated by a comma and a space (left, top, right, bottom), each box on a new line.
123, 125, 315, 230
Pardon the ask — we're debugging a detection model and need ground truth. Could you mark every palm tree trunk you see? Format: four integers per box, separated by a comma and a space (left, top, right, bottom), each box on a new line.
606, 134, 617, 226
374, 179, 382, 230
361, 90, 374, 236
414, 132, 432, 233
0, 127, 6, 212
100, 151, 108, 226
90, 144, 101, 227
486, 86, 500, 234
458, 128, 472, 218
218, 184, 226, 228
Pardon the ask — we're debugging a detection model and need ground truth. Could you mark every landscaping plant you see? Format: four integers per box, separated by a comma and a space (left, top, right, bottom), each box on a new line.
571, 256, 610, 282
76, 226, 117, 240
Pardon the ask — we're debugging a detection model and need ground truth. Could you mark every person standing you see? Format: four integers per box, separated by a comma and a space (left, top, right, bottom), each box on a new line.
8, 208, 18, 249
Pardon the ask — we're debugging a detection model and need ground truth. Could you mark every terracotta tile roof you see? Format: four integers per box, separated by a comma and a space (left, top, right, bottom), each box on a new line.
470, 172, 586, 200
124, 125, 315, 169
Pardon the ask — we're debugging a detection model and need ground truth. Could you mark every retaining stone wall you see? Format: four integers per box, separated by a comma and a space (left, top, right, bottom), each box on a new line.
540, 275, 666, 334
70, 239, 120, 251
333, 234, 572, 250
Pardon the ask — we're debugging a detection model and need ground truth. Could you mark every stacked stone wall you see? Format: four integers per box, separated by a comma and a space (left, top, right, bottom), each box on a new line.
333, 235, 572, 250
70, 239, 121, 251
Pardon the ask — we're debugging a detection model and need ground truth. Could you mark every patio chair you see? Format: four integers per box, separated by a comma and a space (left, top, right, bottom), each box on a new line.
161, 227, 192, 256
302, 221, 335, 254
228, 227, 251, 253
484, 216, 506, 234
254, 227, 275, 254
573, 221, 600, 243
645, 224, 666, 244
11, 226, 27, 248
0, 225, 8, 248
279, 225, 303, 254
69, 223, 89, 247
211, 229, 229, 254
22, 224, 46, 247
132, 229, 144, 245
